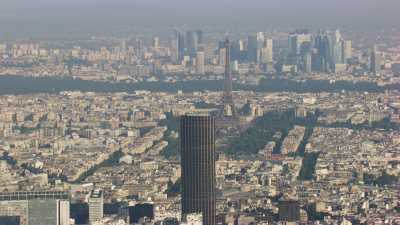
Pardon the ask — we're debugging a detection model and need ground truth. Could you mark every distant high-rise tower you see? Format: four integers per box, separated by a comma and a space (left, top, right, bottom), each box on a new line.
152, 37, 160, 49
186, 30, 200, 57
175, 30, 185, 63
314, 30, 331, 72
196, 51, 205, 75
331, 29, 344, 65
342, 40, 352, 63
303, 52, 312, 74
180, 113, 216, 225
135, 39, 144, 61
217, 48, 225, 66
288, 31, 312, 65
256, 32, 265, 63
370, 45, 382, 75
261, 39, 274, 73
247, 35, 258, 63
195, 30, 203, 44
261, 39, 274, 64
221, 38, 237, 118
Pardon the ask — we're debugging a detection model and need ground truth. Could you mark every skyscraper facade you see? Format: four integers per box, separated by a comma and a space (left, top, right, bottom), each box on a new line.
218, 48, 226, 66
314, 31, 332, 72
311, 29, 352, 73
89, 189, 104, 224
194, 30, 203, 45
0, 191, 70, 225
152, 37, 160, 49
186, 31, 199, 58
256, 32, 265, 63
180, 113, 216, 225
247, 35, 258, 63
303, 52, 312, 74
371, 45, 381, 75
342, 40, 352, 63
175, 30, 185, 63
287, 30, 312, 69
196, 51, 205, 75
331, 30, 342, 63
261, 39, 273, 64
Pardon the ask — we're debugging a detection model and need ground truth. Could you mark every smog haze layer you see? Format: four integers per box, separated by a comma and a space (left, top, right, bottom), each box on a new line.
1, 0, 399, 39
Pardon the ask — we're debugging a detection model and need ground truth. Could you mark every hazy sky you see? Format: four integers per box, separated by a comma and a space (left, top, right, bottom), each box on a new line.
0, 0, 399, 39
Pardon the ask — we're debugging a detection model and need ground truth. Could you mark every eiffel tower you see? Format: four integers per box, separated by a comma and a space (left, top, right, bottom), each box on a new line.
220, 38, 238, 123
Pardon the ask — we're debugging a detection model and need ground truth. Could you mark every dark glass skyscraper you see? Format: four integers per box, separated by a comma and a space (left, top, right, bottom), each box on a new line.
186, 30, 199, 57
180, 113, 216, 225
247, 35, 258, 62
175, 30, 185, 63
370, 45, 381, 75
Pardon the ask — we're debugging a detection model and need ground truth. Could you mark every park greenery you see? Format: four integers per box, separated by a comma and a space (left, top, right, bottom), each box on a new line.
0, 152, 17, 166
363, 171, 399, 187
224, 108, 319, 156
298, 153, 320, 181
159, 113, 180, 159
165, 178, 181, 197
156, 104, 398, 185
73, 150, 124, 183
224, 110, 295, 155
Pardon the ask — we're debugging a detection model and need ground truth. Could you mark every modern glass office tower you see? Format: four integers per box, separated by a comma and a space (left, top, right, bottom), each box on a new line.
0, 191, 69, 225
89, 189, 104, 224
180, 113, 216, 225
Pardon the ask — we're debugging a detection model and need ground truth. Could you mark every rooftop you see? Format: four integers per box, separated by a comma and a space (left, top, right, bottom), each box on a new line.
0, 191, 69, 201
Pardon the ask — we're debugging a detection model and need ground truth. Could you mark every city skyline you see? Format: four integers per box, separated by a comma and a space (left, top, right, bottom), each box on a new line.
1, 0, 400, 39
0, 1, 399, 225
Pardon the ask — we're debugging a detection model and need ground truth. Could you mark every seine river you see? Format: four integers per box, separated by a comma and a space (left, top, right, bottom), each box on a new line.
0, 75, 396, 95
